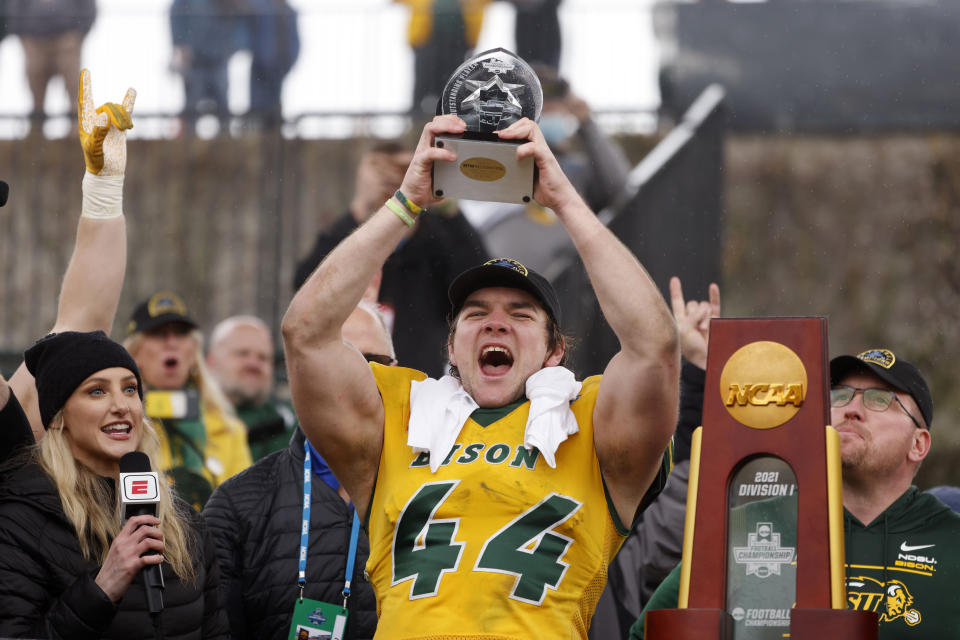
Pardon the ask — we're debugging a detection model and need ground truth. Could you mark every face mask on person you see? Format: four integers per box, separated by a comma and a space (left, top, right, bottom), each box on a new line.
538, 113, 579, 146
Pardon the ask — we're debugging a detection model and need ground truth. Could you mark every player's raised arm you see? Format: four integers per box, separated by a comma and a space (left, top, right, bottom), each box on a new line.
8, 69, 136, 438
499, 117, 681, 527
282, 115, 466, 516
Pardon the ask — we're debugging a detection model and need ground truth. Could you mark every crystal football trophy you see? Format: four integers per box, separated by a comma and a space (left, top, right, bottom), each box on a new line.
432, 48, 543, 204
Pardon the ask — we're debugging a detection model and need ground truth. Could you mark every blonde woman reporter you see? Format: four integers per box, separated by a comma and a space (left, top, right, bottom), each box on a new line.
0, 330, 228, 638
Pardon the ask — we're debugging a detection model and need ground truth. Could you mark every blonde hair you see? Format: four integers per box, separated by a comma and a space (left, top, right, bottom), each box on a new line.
125, 328, 241, 430
38, 412, 197, 582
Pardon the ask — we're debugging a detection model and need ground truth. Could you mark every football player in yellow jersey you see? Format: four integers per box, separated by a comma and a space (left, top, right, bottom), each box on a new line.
282, 114, 680, 638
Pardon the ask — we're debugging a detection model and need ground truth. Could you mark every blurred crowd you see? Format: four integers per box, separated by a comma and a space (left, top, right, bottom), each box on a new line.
0, 0, 575, 136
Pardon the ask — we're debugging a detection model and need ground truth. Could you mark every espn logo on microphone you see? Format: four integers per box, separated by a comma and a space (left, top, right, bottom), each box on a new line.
120, 472, 161, 503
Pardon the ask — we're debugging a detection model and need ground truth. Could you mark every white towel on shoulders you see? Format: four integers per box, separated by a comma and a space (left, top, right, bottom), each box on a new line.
407, 366, 582, 473
408, 375, 478, 472
524, 366, 582, 468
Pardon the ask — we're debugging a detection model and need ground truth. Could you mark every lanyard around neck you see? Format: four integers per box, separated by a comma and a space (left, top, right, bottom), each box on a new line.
300, 438, 361, 607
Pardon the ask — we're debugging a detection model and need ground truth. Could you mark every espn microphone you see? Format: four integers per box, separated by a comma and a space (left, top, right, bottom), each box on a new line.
119, 451, 165, 614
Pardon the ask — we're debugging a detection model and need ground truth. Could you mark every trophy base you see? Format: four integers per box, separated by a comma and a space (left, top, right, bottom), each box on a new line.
432, 135, 535, 204
645, 608, 733, 640
790, 609, 878, 639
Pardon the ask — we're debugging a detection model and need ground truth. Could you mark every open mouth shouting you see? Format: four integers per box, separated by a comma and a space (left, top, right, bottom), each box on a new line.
479, 345, 513, 376
101, 420, 134, 440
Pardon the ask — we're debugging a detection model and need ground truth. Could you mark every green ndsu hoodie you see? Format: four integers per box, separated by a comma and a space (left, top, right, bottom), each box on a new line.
632, 486, 960, 639
843, 486, 960, 637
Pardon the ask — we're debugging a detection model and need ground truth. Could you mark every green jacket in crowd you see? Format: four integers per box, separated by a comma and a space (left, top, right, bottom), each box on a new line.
235, 398, 297, 462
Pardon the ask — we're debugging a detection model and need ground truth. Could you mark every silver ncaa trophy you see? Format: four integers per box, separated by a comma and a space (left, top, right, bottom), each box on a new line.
432, 48, 543, 204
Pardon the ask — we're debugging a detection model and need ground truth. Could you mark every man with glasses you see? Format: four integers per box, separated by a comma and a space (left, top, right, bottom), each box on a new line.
823, 349, 960, 638
629, 283, 960, 640
829, 349, 933, 521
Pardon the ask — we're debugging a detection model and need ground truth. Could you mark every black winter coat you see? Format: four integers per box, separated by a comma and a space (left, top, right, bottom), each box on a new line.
0, 461, 229, 639
203, 429, 377, 639
0, 390, 33, 466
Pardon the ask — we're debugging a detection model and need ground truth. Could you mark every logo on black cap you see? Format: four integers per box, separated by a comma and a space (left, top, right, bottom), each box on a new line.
484, 258, 529, 276
857, 349, 895, 369
147, 292, 188, 318
448, 258, 561, 326
127, 291, 198, 337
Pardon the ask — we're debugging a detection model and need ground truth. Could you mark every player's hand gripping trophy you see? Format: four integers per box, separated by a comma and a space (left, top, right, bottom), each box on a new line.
431, 48, 544, 204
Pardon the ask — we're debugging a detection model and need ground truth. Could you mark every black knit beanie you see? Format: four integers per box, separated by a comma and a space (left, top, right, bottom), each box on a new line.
24, 330, 144, 429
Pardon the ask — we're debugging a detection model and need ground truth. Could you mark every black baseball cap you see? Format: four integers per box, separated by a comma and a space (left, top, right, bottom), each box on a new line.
126, 291, 198, 337
830, 348, 933, 429
448, 258, 561, 325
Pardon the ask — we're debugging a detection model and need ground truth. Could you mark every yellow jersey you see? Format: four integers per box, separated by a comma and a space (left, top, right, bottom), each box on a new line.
367, 364, 628, 640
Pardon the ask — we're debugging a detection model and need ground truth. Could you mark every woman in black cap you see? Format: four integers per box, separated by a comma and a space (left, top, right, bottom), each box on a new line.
0, 330, 228, 638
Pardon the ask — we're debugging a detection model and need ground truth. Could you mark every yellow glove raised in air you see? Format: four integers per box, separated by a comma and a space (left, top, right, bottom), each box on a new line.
78, 68, 136, 176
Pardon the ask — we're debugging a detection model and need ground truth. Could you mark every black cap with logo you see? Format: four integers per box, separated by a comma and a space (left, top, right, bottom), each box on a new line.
830, 348, 933, 429
126, 291, 198, 337
448, 258, 561, 325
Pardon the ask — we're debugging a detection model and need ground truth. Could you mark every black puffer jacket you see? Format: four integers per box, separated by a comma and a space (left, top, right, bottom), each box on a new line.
204, 429, 377, 639
0, 461, 228, 639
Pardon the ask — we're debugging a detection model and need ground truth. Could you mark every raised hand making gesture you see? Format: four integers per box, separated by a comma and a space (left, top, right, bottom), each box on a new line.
669, 276, 721, 370
78, 68, 136, 177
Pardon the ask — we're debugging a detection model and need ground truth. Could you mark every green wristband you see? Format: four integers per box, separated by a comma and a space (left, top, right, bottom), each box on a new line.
394, 189, 424, 215
385, 198, 416, 227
